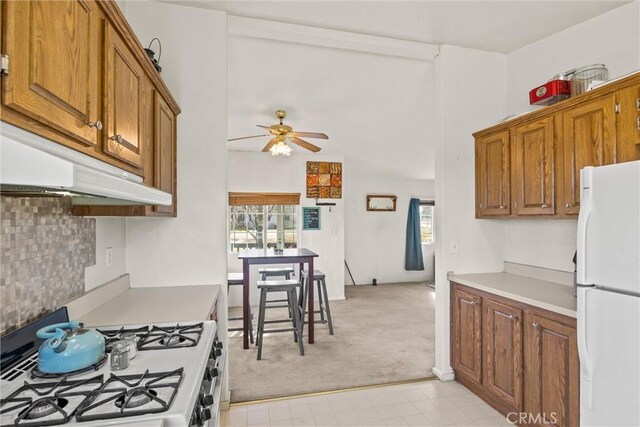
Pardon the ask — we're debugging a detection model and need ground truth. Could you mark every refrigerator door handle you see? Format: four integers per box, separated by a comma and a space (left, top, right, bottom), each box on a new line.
577, 287, 593, 410
577, 167, 593, 285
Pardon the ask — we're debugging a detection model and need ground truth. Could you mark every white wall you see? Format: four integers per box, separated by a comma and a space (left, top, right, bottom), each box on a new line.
227, 30, 437, 287
504, 1, 640, 273
346, 160, 435, 284
84, 218, 127, 291
433, 45, 508, 380
123, 2, 229, 287
227, 152, 345, 307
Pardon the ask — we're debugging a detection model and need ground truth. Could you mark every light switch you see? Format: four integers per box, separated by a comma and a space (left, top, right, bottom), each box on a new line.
106, 247, 113, 267
450, 240, 458, 254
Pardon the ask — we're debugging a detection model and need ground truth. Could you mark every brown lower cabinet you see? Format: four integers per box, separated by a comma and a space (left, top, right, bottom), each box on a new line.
451, 282, 579, 427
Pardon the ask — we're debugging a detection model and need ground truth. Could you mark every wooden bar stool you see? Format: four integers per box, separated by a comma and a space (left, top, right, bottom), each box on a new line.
227, 272, 254, 344
301, 270, 334, 335
256, 279, 305, 360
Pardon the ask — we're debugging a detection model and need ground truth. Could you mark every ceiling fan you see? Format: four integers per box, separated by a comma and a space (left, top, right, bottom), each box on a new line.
228, 110, 329, 156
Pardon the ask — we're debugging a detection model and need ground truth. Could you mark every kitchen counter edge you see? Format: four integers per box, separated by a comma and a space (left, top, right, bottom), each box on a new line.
449, 272, 577, 318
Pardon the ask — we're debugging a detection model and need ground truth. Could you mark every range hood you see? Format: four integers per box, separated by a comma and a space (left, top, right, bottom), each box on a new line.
0, 123, 171, 206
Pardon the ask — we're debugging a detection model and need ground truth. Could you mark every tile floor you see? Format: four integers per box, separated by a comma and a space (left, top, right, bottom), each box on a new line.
221, 379, 513, 427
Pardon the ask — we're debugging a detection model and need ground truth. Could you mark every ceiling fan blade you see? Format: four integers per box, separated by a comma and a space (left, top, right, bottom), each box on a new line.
290, 137, 321, 153
228, 134, 269, 142
262, 138, 279, 152
256, 125, 271, 130
291, 131, 329, 140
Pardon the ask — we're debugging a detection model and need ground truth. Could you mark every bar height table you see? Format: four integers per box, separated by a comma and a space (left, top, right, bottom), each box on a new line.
237, 248, 319, 350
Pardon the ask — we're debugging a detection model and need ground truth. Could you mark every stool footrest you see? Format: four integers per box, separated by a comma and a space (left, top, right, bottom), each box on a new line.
260, 327, 299, 334
263, 319, 294, 325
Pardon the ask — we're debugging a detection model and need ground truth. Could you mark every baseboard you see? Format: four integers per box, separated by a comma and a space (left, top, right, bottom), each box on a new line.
432, 366, 455, 381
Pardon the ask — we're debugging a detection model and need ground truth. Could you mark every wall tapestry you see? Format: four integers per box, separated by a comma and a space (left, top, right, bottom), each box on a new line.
306, 161, 342, 199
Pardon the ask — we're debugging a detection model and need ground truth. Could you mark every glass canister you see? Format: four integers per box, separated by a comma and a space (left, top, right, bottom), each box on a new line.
110, 340, 130, 371
121, 332, 138, 359
571, 64, 608, 96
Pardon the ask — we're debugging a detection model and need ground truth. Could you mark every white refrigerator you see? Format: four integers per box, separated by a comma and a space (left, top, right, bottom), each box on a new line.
577, 160, 640, 426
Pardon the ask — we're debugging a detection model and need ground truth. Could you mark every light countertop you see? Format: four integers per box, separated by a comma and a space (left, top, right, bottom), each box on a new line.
79, 285, 221, 327
449, 272, 577, 318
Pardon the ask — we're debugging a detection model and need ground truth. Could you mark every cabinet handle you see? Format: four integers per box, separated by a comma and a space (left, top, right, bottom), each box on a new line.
532, 322, 540, 329
86, 120, 103, 131
499, 205, 506, 209
507, 314, 516, 320
637, 117, 640, 130
541, 204, 548, 208
470, 301, 476, 306
636, 98, 640, 111
565, 203, 573, 209
109, 134, 123, 144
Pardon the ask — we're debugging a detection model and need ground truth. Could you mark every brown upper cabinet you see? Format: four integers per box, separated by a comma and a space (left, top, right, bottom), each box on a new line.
2, 0, 102, 149
152, 92, 177, 216
615, 82, 640, 164
512, 116, 555, 215
1, 0, 181, 216
474, 72, 640, 219
102, 23, 145, 170
561, 94, 616, 215
476, 130, 510, 217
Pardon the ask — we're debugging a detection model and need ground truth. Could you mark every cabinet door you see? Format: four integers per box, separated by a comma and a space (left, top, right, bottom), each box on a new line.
615, 84, 640, 164
483, 299, 523, 410
153, 92, 177, 216
562, 94, 616, 215
2, 0, 100, 147
451, 286, 483, 384
476, 130, 510, 217
102, 23, 143, 170
512, 116, 555, 215
524, 312, 579, 427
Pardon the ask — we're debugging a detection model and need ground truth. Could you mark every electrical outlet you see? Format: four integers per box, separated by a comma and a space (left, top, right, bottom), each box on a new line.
450, 240, 459, 254
106, 247, 113, 267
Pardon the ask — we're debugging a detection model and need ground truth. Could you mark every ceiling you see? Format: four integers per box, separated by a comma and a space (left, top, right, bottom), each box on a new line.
169, 0, 629, 53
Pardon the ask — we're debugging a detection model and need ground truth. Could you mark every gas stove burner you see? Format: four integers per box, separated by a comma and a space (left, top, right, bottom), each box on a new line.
97, 325, 149, 353
19, 397, 68, 419
0, 374, 103, 426
30, 354, 107, 380
137, 323, 203, 350
75, 368, 184, 422
115, 388, 158, 409
159, 334, 186, 346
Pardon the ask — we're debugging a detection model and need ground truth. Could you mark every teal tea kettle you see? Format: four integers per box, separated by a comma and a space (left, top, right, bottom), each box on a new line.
36, 320, 106, 374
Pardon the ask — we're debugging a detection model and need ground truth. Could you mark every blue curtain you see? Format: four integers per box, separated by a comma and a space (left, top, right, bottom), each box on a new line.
405, 198, 424, 271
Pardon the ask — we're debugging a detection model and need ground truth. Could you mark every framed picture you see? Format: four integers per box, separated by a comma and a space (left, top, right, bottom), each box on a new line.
367, 195, 397, 211
302, 207, 321, 230
306, 161, 342, 199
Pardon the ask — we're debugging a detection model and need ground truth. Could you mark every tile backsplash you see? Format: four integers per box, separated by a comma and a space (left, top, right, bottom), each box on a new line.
0, 197, 96, 336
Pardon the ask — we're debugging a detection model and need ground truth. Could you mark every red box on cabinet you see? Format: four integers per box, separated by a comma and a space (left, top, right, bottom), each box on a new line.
529, 80, 571, 106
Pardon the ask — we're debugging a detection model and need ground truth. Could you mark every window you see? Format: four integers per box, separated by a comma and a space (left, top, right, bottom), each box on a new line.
419, 202, 435, 244
229, 205, 297, 252
228, 192, 300, 252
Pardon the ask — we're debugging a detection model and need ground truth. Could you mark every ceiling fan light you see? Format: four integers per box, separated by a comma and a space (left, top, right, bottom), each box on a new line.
269, 140, 292, 157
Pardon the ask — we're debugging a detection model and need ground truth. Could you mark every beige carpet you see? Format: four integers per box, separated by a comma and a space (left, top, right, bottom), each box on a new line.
228, 282, 435, 402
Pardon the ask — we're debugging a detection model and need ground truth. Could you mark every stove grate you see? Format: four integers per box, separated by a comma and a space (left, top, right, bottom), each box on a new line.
0, 374, 103, 427
75, 367, 183, 422
137, 323, 203, 350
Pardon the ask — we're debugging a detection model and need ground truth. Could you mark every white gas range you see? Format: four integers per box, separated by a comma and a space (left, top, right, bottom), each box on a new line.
0, 309, 225, 427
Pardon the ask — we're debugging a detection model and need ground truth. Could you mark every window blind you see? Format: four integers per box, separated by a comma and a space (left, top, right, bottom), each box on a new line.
228, 192, 301, 206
